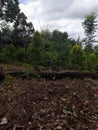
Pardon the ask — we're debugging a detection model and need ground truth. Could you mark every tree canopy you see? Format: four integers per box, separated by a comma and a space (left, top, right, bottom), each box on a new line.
82, 12, 97, 54
0, 0, 20, 22
0, 6, 98, 71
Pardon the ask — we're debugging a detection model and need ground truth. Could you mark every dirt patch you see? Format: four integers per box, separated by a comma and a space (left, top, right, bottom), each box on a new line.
0, 78, 98, 130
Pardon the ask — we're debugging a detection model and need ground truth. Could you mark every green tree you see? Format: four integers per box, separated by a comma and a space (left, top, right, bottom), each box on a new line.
13, 12, 34, 47
0, 22, 13, 47
70, 45, 84, 70
0, 0, 20, 22
0, 44, 16, 63
46, 51, 59, 66
41, 29, 75, 67
94, 45, 98, 57
27, 31, 43, 65
86, 53, 97, 71
52, 29, 68, 43
82, 12, 97, 54
15, 47, 26, 63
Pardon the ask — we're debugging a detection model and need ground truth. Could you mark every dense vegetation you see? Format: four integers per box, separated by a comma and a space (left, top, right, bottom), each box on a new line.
0, 1, 98, 71
0, 2, 98, 129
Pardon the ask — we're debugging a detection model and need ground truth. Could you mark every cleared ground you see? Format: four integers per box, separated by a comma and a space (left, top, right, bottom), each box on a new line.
0, 77, 98, 130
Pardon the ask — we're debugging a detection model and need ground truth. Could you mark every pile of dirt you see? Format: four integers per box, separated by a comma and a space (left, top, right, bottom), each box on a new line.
0, 78, 98, 130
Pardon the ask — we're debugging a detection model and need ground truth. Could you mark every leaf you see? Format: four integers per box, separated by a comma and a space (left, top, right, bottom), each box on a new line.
63, 108, 72, 115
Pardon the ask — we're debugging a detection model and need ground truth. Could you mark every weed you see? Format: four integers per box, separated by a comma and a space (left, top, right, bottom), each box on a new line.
3, 74, 13, 87
12, 87, 21, 97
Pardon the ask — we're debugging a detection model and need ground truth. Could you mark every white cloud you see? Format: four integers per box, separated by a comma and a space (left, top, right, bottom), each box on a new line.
19, 0, 98, 40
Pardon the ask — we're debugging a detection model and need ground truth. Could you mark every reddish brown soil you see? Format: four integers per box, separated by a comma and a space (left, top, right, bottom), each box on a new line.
0, 78, 98, 130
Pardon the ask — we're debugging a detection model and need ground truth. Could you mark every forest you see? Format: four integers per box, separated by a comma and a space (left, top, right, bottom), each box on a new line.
0, 0, 98, 130
0, 0, 98, 71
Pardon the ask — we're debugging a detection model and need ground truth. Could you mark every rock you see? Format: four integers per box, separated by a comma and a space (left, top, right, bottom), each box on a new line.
0, 117, 8, 125
56, 126, 62, 129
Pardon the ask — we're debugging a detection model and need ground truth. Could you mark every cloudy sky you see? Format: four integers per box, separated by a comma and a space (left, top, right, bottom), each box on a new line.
19, 0, 98, 40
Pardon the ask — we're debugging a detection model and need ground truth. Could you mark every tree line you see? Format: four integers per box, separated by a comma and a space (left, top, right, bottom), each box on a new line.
0, 1, 98, 71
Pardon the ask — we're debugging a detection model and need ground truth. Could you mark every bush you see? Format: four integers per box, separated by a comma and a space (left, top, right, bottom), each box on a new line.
3, 74, 13, 87
0, 44, 16, 63
86, 53, 97, 71
15, 48, 26, 62
69, 45, 85, 70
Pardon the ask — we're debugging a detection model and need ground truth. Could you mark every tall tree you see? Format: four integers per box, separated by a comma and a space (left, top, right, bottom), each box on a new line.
82, 12, 97, 54
0, 0, 20, 22
27, 31, 43, 65
13, 12, 34, 47
52, 29, 68, 43
0, 21, 13, 48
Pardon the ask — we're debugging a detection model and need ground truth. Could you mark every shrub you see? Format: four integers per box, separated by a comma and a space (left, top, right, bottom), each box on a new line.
69, 45, 85, 70
87, 53, 97, 71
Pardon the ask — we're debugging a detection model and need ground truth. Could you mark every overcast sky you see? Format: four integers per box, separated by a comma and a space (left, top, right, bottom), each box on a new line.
19, 0, 98, 40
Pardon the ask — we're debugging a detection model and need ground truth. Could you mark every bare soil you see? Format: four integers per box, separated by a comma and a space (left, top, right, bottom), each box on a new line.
0, 77, 98, 130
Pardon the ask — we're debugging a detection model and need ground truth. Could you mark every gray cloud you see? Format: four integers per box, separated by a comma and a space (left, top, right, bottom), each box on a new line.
20, 0, 98, 39
40, 0, 98, 21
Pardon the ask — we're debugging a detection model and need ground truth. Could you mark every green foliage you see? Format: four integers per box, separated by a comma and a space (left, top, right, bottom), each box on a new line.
63, 108, 72, 115
82, 12, 97, 36
32, 31, 43, 48
0, 21, 98, 71
0, 0, 20, 22
13, 12, 34, 47
0, 22, 13, 46
59, 39, 76, 67
41, 29, 75, 67
86, 53, 97, 71
27, 31, 44, 65
82, 12, 97, 54
52, 29, 68, 43
94, 45, 98, 57
0, 2, 34, 48
15, 48, 26, 62
3, 74, 13, 87
84, 43, 93, 55
0, 2, 97, 72
69, 45, 85, 70
42, 29, 52, 42
46, 51, 59, 66
0, 44, 16, 63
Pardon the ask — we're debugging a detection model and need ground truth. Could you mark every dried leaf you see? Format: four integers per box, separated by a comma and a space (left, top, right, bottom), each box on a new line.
93, 106, 98, 113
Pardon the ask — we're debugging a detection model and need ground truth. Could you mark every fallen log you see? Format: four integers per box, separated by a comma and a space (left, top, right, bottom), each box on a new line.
5, 70, 98, 80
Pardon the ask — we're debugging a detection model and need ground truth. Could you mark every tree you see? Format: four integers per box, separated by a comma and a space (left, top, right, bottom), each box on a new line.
52, 29, 68, 43
27, 31, 43, 65
15, 47, 26, 62
46, 51, 59, 66
70, 45, 84, 70
94, 45, 98, 57
82, 12, 97, 54
0, 0, 20, 22
0, 22, 13, 47
13, 12, 34, 47
86, 53, 97, 71
0, 44, 16, 63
